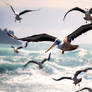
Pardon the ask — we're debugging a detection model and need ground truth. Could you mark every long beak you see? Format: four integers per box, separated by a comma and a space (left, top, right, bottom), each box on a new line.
45, 42, 56, 53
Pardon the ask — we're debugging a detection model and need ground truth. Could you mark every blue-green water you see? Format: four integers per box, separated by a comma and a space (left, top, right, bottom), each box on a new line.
0, 43, 92, 92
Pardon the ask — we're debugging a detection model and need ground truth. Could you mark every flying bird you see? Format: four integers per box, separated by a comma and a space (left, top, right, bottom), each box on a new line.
63, 7, 92, 23
11, 41, 28, 53
24, 53, 51, 69
52, 67, 92, 86
45, 23, 92, 54
7, 23, 92, 54
76, 87, 92, 92
6, 3, 40, 22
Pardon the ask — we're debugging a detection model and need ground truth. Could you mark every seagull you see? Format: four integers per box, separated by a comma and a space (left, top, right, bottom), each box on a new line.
24, 53, 51, 69
63, 7, 92, 23
52, 67, 92, 86
11, 41, 28, 53
6, 3, 40, 22
76, 87, 92, 92
7, 23, 92, 54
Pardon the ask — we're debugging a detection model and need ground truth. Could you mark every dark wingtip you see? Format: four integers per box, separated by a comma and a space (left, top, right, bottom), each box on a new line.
76, 91, 79, 92
52, 78, 58, 81
23, 64, 27, 67
63, 17, 65, 21
48, 53, 51, 61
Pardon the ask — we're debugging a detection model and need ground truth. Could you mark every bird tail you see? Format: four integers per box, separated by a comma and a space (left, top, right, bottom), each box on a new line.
67, 44, 79, 51
7, 32, 18, 40
70, 45, 79, 50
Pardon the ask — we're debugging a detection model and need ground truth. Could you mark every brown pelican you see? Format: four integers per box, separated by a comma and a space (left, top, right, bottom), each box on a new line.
24, 53, 51, 69
63, 7, 92, 23
11, 41, 28, 53
45, 23, 92, 54
6, 3, 40, 22
7, 23, 92, 54
52, 67, 92, 86
76, 87, 92, 92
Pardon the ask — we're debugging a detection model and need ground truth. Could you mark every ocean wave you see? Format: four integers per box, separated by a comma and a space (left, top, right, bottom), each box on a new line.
0, 44, 92, 92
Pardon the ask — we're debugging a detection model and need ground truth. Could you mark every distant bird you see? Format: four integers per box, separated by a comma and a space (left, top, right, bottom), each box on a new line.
11, 41, 28, 53
7, 23, 92, 54
52, 67, 92, 86
24, 53, 51, 69
63, 7, 92, 23
76, 87, 92, 92
6, 3, 40, 22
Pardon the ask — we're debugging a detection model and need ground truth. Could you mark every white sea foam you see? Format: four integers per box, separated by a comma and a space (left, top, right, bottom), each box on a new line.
5, 66, 92, 92
0, 44, 92, 92
77, 48, 87, 57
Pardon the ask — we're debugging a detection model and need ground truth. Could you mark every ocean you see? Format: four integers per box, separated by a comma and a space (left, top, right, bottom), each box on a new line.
0, 43, 92, 92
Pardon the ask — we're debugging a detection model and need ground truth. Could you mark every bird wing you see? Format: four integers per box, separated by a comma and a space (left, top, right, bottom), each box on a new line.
17, 42, 29, 49
24, 60, 38, 67
9, 4, 16, 14
24, 41, 29, 48
74, 70, 83, 79
48, 53, 51, 61
11, 46, 14, 48
4, 2, 16, 14
76, 87, 92, 92
52, 77, 72, 81
17, 46, 23, 49
41, 53, 51, 64
84, 67, 92, 71
8, 33, 56, 42
89, 8, 92, 14
41, 59, 48, 64
67, 23, 92, 43
73, 67, 92, 79
7, 32, 18, 40
19, 9, 40, 16
63, 7, 85, 21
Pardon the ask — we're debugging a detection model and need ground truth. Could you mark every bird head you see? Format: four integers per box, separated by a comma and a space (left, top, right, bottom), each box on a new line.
45, 39, 61, 53
55, 39, 61, 45
85, 8, 89, 11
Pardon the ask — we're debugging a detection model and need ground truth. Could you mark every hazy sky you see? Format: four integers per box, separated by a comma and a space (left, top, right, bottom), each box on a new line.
0, 0, 92, 44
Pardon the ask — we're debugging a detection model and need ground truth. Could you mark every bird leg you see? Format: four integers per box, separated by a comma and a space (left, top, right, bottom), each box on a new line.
15, 20, 16, 22
78, 84, 80, 87
19, 20, 21, 23
62, 50, 64, 54
86, 20, 87, 23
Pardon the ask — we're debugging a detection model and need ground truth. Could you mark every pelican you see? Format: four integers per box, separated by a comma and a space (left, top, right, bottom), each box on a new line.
24, 53, 51, 69
6, 3, 40, 22
63, 7, 92, 23
76, 87, 92, 92
11, 41, 28, 53
45, 23, 92, 54
52, 67, 92, 86
7, 23, 92, 54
